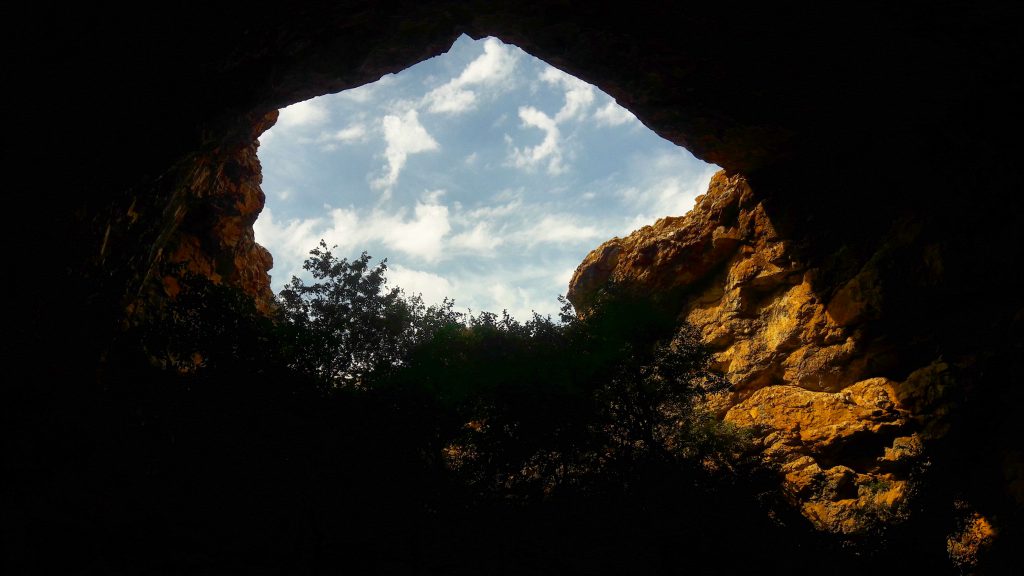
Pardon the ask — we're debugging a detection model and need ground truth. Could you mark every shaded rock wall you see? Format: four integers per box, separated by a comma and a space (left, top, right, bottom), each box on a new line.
156, 111, 278, 315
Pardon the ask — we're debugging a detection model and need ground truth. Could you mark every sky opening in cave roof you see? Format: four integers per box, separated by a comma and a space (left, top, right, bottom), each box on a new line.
255, 34, 719, 320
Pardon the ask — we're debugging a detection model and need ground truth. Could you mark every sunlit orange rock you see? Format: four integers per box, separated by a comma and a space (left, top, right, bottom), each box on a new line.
569, 171, 936, 534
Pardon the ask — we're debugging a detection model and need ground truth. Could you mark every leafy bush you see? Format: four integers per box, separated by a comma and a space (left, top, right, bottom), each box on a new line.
276, 240, 462, 388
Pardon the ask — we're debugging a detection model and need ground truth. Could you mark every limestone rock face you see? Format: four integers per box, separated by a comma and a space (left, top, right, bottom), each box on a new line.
160, 111, 278, 314
569, 172, 936, 535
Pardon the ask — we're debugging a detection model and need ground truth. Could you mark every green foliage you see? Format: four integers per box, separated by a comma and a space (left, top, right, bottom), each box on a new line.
134, 264, 281, 375
379, 280, 744, 500
261, 239, 753, 504
276, 240, 462, 388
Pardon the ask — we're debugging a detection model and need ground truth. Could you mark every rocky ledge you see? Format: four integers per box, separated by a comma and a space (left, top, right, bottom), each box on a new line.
568, 172, 963, 537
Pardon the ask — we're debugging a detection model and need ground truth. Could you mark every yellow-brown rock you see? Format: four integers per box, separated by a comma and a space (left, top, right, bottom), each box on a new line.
569, 171, 933, 535
159, 111, 278, 315
947, 502, 998, 570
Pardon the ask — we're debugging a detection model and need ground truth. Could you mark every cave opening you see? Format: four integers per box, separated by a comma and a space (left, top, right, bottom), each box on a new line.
255, 34, 718, 320
8, 4, 1024, 573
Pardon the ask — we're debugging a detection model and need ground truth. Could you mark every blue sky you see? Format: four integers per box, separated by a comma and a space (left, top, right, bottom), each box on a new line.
255, 35, 718, 320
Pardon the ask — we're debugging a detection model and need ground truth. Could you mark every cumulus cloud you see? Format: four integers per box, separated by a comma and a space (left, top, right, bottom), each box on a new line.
317, 123, 368, 145
464, 195, 523, 220
553, 267, 576, 291
423, 37, 518, 115
376, 202, 451, 262
253, 207, 326, 284
387, 266, 454, 303
259, 191, 452, 271
456, 261, 579, 320
517, 214, 604, 246
338, 74, 397, 103
594, 100, 637, 126
317, 201, 451, 264
450, 222, 503, 255
372, 109, 439, 193
257, 206, 447, 295
614, 158, 718, 235
510, 106, 564, 174
539, 66, 595, 123
508, 65, 597, 174
277, 99, 329, 129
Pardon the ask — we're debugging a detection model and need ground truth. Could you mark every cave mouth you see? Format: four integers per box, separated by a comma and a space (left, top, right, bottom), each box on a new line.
255, 34, 718, 320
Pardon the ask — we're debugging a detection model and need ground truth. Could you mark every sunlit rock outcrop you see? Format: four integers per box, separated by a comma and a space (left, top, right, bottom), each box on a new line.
160, 111, 278, 314
568, 172, 957, 535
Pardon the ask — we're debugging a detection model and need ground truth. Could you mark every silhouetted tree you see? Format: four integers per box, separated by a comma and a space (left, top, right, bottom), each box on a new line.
133, 264, 283, 377
382, 285, 750, 502
276, 240, 461, 389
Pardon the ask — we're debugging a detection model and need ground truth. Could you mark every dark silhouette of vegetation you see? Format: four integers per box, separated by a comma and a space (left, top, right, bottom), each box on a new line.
270, 241, 754, 503
276, 240, 463, 388
4, 240, 961, 574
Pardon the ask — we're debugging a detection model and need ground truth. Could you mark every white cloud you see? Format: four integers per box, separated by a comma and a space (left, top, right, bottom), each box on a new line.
459, 195, 523, 222
424, 84, 477, 115
257, 194, 454, 291
460, 38, 518, 84
465, 264, 570, 320
277, 99, 329, 129
450, 222, 503, 254
372, 109, 439, 192
515, 214, 603, 246
553, 267, 576, 291
539, 66, 595, 123
594, 100, 637, 126
316, 196, 452, 264
422, 189, 446, 203
317, 123, 368, 144
508, 65, 597, 174
487, 283, 521, 312
253, 207, 326, 285
319, 206, 361, 251
510, 106, 564, 174
337, 74, 397, 103
614, 159, 718, 234
423, 37, 518, 115
377, 202, 451, 262
387, 266, 453, 303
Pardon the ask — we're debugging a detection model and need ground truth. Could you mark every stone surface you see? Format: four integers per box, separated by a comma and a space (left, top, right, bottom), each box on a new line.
569, 173, 928, 533
568, 169, 1020, 543
161, 111, 278, 314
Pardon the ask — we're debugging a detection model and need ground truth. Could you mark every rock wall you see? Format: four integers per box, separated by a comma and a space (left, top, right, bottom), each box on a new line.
157, 112, 278, 315
569, 170, 1022, 554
